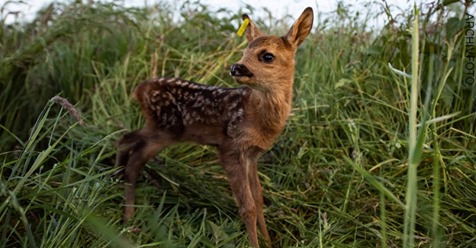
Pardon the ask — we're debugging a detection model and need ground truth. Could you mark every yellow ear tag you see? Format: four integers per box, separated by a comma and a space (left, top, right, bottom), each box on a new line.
237, 19, 249, 37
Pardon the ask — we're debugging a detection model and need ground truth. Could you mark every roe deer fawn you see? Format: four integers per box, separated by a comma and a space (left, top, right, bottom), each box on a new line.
116, 7, 313, 247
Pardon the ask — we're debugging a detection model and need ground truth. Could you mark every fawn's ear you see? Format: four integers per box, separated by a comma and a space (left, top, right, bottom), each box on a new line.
242, 14, 264, 42
285, 7, 314, 47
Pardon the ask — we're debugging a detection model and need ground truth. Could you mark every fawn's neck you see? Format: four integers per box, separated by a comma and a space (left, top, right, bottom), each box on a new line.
246, 78, 293, 147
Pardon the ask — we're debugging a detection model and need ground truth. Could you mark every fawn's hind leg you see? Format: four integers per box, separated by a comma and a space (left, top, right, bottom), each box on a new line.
116, 129, 172, 222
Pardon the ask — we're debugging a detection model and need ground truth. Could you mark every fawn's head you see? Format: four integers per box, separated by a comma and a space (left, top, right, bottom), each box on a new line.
230, 7, 313, 91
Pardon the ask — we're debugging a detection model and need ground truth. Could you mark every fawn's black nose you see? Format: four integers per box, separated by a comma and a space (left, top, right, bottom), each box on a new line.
230, 63, 254, 77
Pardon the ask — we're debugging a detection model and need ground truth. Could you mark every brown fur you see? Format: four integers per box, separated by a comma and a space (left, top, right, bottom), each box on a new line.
116, 8, 314, 248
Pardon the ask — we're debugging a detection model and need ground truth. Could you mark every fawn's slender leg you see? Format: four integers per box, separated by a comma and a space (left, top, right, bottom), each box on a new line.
219, 148, 259, 248
248, 156, 272, 247
117, 130, 172, 222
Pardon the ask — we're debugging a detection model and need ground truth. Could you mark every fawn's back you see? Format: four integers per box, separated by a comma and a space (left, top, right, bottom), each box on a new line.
134, 77, 251, 146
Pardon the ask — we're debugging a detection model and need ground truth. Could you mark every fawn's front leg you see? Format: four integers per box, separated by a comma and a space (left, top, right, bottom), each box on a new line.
219, 148, 260, 248
116, 129, 171, 222
248, 155, 271, 247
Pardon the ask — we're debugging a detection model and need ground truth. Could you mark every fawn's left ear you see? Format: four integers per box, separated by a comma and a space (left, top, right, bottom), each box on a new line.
285, 7, 314, 48
242, 14, 264, 42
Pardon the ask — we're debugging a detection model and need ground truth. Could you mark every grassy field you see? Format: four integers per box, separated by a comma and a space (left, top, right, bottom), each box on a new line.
1, 0, 475, 247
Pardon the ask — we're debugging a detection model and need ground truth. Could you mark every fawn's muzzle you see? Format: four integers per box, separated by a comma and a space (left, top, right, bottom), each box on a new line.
230, 64, 254, 77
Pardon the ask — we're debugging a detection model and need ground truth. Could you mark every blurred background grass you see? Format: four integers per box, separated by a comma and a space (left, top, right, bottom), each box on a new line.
0, 0, 475, 247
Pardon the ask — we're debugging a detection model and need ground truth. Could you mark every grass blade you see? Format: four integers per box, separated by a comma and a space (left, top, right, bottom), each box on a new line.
403, 6, 422, 248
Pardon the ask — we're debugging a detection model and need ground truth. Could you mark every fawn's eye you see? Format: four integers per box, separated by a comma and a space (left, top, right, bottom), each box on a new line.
260, 52, 275, 63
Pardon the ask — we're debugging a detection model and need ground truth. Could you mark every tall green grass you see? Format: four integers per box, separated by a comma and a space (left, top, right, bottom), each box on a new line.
1, 0, 475, 247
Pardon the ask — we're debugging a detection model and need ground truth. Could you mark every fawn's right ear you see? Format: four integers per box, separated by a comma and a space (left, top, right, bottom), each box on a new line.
242, 14, 264, 42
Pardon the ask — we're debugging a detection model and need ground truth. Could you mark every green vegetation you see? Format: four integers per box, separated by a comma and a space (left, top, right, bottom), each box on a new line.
1, 0, 475, 247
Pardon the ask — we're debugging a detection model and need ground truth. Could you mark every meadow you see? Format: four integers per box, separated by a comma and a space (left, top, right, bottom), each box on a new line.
1, 0, 475, 247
